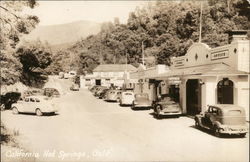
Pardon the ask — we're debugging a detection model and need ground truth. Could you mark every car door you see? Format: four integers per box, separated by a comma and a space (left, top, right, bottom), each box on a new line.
28, 97, 37, 113
23, 97, 32, 112
203, 106, 213, 127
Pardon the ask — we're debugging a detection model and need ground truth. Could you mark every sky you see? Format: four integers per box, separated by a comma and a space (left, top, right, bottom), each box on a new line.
24, 1, 145, 26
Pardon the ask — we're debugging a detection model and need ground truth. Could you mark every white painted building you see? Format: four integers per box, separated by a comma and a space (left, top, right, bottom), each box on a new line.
81, 64, 137, 88
154, 30, 249, 119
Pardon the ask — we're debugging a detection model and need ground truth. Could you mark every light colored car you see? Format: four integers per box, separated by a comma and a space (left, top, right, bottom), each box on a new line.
12, 96, 58, 116
105, 90, 122, 102
119, 91, 134, 106
132, 93, 152, 109
153, 96, 182, 118
195, 104, 248, 137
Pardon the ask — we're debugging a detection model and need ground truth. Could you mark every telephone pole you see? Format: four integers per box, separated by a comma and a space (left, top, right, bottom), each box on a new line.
199, 1, 203, 43
141, 41, 145, 66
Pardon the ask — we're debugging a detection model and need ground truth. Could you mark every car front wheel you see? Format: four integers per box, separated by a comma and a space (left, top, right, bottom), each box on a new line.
36, 108, 43, 116
155, 105, 161, 119
214, 127, 221, 137
12, 107, 19, 115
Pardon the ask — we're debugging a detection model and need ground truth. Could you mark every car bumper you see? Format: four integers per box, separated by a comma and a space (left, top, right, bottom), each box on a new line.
134, 104, 151, 108
219, 126, 248, 134
157, 111, 182, 116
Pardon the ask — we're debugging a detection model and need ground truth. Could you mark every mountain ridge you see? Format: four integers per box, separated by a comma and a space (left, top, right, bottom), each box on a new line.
24, 20, 101, 45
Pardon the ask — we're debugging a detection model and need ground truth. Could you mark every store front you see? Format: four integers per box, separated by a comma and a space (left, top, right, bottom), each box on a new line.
153, 31, 249, 118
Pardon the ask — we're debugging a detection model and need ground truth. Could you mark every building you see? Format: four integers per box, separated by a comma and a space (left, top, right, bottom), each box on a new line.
81, 64, 137, 88
153, 30, 249, 119
130, 64, 169, 101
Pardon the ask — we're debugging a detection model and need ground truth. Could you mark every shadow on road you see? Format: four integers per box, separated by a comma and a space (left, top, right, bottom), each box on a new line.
15, 112, 59, 117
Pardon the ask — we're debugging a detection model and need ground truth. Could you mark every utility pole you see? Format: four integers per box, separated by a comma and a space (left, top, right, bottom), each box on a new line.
199, 1, 203, 43
141, 41, 145, 66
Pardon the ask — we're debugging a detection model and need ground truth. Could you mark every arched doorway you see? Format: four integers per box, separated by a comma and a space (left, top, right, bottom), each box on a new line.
186, 79, 202, 115
217, 78, 234, 104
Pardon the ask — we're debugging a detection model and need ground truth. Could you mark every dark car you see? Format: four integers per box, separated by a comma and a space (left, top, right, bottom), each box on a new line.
98, 88, 109, 99
194, 104, 248, 137
43, 88, 60, 98
153, 95, 182, 118
1, 92, 21, 110
94, 87, 107, 97
131, 93, 152, 110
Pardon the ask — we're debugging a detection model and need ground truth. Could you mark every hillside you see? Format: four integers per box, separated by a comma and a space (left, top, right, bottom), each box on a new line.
24, 20, 101, 45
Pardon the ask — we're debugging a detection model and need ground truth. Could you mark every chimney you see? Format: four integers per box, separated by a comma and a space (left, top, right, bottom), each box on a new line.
226, 30, 248, 44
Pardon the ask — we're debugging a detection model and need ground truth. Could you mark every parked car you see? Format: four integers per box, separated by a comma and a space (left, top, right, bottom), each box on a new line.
70, 84, 80, 91
89, 85, 99, 92
59, 72, 64, 79
12, 96, 58, 116
153, 95, 182, 118
101, 89, 112, 100
92, 86, 105, 95
43, 88, 60, 98
94, 87, 107, 97
194, 104, 248, 137
119, 91, 134, 106
131, 93, 152, 109
1, 92, 21, 110
95, 88, 109, 98
105, 90, 122, 102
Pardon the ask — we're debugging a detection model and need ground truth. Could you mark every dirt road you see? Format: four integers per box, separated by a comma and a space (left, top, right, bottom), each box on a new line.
1, 89, 249, 161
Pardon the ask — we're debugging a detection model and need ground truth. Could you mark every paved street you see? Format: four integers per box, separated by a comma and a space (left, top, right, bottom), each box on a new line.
1, 89, 249, 162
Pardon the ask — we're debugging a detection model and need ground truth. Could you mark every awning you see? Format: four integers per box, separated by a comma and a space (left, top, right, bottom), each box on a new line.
153, 63, 249, 80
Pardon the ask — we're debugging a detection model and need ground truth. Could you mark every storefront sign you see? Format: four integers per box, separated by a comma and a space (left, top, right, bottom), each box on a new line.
211, 50, 229, 60
173, 59, 185, 67
168, 77, 181, 85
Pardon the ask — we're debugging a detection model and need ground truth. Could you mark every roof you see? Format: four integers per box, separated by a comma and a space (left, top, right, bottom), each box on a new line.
154, 63, 248, 80
93, 64, 137, 72
210, 104, 245, 110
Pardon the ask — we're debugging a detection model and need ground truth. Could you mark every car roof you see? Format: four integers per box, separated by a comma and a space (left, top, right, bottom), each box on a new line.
209, 104, 244, 110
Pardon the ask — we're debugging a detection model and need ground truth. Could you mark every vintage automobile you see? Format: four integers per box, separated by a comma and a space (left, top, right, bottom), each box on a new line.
43, 88, 60, 98
12, 95, 58, 116
194, 104, 248, 137
96, 88, 109, 99
94, 87, 108, 97
105, 90, 122, 102
153, 95, 182, 118
131, 93, 152, 109
119, 91, 134, 106
70, 84, 80, 91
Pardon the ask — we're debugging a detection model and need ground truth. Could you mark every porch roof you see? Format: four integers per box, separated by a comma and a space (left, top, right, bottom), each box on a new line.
153, 63, 249, 80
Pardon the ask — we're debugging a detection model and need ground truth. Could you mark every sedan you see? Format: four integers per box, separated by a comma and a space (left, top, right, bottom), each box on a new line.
12, 96, 58, 116
119, 91, 134, 106
131, 93, 152, 110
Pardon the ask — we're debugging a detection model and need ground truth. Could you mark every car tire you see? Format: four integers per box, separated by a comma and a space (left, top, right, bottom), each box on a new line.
131, 102, 135, 110
35, 108, 43, 116
214, 127, 221, 138
239, 133, 246, 138
12, 107, 19, 115
195, 119, 200, 128
155, 105, 161, 119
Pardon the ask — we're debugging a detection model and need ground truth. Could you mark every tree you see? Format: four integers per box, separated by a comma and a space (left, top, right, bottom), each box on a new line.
15, 40, 52, 88
0, 0, 39, 85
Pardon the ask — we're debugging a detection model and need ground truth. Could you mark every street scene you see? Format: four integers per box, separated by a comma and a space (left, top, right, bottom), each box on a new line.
1, 79, 249, 161
1, 0, 250, 162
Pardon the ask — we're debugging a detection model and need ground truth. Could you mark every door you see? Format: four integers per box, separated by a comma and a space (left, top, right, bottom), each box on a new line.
186, 79, 202, 115
95, 79, 101, 86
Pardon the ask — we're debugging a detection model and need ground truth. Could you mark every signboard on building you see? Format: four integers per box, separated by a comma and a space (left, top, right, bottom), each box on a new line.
173, 59, 185, 67
211, 50, 229, 60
